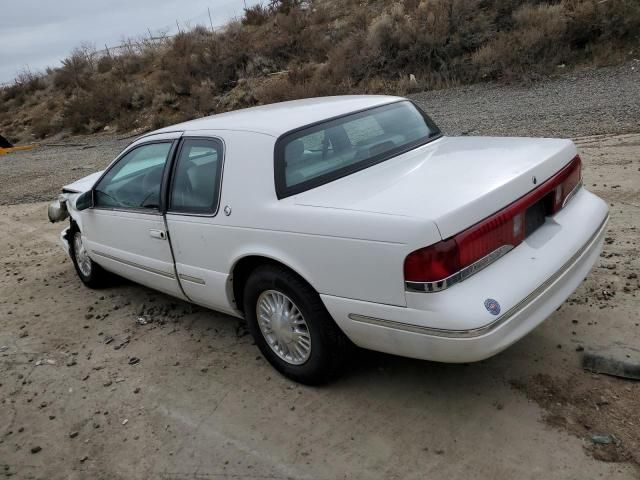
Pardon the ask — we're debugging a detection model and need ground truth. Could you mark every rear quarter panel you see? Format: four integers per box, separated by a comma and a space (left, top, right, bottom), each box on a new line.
165, 129, 442, 308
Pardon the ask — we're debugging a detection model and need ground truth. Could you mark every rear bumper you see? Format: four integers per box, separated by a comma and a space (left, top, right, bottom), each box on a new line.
321, 188, 608, 362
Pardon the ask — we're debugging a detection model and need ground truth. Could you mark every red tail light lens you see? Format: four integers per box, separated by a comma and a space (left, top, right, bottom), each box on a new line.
403, 238, 460, 282
404, 155, 582, 284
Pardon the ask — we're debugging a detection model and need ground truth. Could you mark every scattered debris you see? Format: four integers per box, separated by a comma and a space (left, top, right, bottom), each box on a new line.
35, 359, 56, 366
590, 434, 616, 445
582, 345, 640, 380
136, 315, 150, 326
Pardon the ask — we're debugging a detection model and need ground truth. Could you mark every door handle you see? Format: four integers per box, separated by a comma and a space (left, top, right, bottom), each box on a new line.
149, 229, 167, 240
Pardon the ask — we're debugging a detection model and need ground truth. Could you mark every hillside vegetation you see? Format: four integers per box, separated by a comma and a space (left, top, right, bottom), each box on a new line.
1, 0, 639, 142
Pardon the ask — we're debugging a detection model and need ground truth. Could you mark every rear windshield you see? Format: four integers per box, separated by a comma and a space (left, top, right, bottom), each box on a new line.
274, 101, 441, 198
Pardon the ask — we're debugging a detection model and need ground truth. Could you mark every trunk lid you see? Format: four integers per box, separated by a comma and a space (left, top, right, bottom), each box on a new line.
293, 136, 577, 239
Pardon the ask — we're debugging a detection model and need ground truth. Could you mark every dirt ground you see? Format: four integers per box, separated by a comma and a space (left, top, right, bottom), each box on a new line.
1, 79, 640, 478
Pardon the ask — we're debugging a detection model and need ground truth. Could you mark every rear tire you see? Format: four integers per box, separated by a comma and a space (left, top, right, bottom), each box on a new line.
243, 265, 349, 385
69, 225, 108, 288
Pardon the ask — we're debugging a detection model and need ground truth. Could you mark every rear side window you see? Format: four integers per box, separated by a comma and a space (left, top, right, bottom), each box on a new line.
274, 101, 440, 198
169, 138, 223, 215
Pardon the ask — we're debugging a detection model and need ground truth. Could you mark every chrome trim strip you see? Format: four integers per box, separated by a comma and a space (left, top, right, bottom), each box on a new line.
562, 181, 582, 208
405, 244, 514, 293
178, 273, 206, 285
351, 214, 609, 339
92, 250, 175, 279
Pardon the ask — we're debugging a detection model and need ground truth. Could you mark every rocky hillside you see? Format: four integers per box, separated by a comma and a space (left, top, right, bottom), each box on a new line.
2, 0, 639, 143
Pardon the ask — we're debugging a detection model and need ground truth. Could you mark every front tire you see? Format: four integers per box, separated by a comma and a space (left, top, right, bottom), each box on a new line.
243, 265, 349, 385
69, 226, 107, 288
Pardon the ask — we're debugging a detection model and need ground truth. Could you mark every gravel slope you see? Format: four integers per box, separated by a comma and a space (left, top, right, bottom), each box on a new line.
410, 62, 640, 137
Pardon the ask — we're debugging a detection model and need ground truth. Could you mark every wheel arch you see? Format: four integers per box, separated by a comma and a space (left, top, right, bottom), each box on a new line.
230, 253, 319, 314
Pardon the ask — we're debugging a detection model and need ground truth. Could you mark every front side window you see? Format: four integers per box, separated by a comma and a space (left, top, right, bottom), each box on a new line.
94, 142, 172, 210
275, 101, 441, 198
169, 138, 223, 214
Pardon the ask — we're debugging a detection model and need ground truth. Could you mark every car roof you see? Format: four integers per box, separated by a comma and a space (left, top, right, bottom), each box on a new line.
145, 95, 404, 138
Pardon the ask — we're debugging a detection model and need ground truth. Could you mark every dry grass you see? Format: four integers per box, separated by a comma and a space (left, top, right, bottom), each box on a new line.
2, 0, 639, 140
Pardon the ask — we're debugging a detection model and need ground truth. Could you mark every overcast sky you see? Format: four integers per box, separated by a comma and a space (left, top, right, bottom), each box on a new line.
0, 0, 261, 84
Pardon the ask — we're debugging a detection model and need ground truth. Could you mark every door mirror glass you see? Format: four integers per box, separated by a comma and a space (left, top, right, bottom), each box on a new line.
94, 142, 172, 210
75, 191, 93, 211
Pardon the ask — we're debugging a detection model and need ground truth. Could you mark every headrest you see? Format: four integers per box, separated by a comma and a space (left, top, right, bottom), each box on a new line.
285, 139, 305, 162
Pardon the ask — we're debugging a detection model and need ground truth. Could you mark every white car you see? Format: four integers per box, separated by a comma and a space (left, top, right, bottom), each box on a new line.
48, 96, 608, 384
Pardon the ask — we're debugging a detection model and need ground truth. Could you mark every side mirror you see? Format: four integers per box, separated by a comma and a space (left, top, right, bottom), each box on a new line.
75, 191, 93, 211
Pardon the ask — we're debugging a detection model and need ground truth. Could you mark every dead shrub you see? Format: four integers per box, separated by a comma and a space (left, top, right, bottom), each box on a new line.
243, 4, 271, 26
473, 3, 569, 81
96, 55, 114, 73
54, 47, 94, 93
32, 117, 55, 139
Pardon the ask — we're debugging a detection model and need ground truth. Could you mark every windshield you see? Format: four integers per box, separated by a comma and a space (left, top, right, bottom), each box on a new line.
274, 101, 441, 198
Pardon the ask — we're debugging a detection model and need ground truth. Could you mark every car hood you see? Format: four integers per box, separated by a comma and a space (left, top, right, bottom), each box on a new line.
62, 170, 104, 194
293, 136, 577, 239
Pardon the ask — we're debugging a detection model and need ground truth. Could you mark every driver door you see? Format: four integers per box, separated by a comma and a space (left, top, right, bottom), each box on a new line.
81, 135, 185, 299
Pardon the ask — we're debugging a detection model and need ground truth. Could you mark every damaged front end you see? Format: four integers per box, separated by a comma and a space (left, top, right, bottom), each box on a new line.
48, 195, 70, 223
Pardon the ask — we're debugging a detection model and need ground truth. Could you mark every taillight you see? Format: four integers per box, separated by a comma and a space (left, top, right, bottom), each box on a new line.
404, 238, 459, 282
404, 155, 582, 286
553, 155, 582, 212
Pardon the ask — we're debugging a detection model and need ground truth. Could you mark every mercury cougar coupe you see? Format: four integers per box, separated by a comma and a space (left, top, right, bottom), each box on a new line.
48, 96, 609, 384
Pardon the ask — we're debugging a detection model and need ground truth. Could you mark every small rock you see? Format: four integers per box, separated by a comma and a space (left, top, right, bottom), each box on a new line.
30, 446, 42, 454
103, 380, 113, 387
576, 345, 584, 352
80, 455, 89, 463
122, 419, 128, 425
128, 357, 140, 366
69, 431, 79, 438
